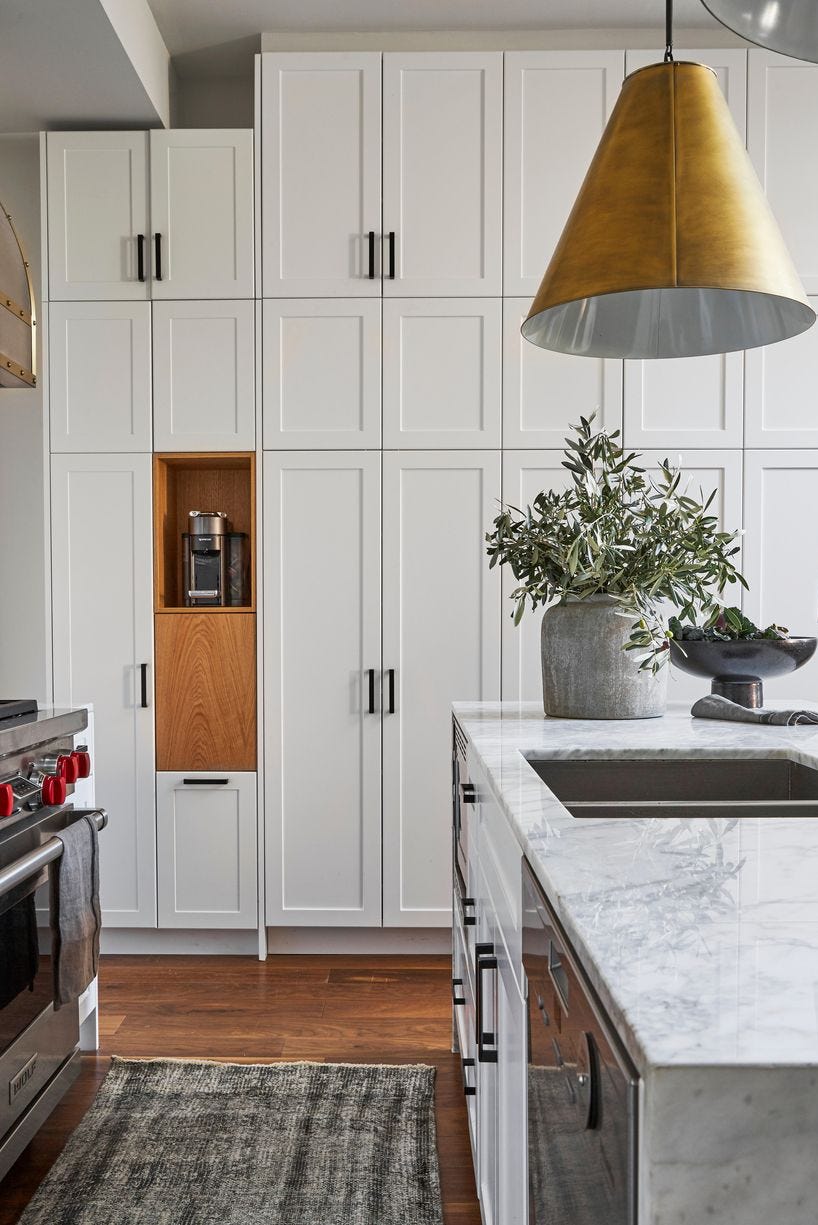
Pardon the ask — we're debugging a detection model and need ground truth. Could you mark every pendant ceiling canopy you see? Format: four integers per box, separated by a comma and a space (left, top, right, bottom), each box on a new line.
702, 0, 818, 62
522, 60, 815, 360
0, 201, 35, 388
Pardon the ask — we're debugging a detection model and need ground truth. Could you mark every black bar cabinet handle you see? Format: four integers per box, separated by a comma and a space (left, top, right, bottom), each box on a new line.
476, 943, 498, 1064
387, 668, 395, 714
367, 668, 375, 714
182, 778, 229, 786
460, 782, 477, 805
461, 1056, 477, 1097
388, 231, 396, 279
137, 233, 145, 282
452, 977, 466, 1007
458, 893, 476, 927
154, 233, 163, 281
140, 663, 149, 709
367, 230, 375, 279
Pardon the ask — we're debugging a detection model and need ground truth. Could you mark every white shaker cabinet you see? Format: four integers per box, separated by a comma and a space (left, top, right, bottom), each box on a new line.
149, 130, 254, 299
152, 300, 255, 451
156, 772, 258, 929
48, 302, 152, 452
262, 298, 382, 449
623, 351, 744, 449
383, 53, 502, 296
261, 53, 382, 297
745, 296, 818, 446
503, 52, 624, 297
382, 452, 501, 927
46, 131, 149, 301
51, 453, 156, 927
502, 299, 622, 447
749, 52, 818, 293
263, 452, 382, 926
382, 299, 502, 448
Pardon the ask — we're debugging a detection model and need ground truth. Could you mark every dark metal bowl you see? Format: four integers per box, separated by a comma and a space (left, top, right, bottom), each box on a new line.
669, 637, 818, 707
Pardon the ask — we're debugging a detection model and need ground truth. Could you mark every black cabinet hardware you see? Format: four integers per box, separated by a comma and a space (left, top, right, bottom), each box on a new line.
387, 668, 396, 714
182, 778, 229, 786
137, 234, 145, 282
460, 781, 477, 805
388, 231, 395, 279
367, 668, 375, 714
140, 663, 149, 709
458, 892, 476, 927
154, 233, 163, 281
476, 942, 498, 1063
452, 977, 466, 1006
367, 230, 375, 279
461, 1056, 476, 1097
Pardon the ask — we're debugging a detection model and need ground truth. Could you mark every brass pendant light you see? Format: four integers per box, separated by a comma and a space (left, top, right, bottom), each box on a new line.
701, 1, 818, 63
522, 1, 815, 360
0, 200, 36, 388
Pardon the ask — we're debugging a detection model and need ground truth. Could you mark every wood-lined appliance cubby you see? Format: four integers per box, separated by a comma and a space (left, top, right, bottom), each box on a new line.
153, 453, 257, 771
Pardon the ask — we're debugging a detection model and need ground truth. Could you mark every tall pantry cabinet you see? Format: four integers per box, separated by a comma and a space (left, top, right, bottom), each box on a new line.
45, 129, 259, 932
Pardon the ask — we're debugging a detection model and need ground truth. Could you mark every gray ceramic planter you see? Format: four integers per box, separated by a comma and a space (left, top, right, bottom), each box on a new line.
540, 595, 668, 719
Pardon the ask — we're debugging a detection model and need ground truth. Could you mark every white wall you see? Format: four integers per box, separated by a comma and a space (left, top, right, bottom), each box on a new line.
0, 135, 49, 703
174, 76, 254, 127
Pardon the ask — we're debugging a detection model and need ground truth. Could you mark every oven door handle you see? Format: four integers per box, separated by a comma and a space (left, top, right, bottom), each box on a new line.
0, 808, 108, 901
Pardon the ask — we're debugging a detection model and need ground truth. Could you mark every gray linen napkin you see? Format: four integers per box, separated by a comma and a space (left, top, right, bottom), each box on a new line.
50, 812, 101, 1008
691, 694, 818, 726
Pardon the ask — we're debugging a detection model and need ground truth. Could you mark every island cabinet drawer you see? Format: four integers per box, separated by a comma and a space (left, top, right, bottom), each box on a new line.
453, 918, 478, 1148
476, 785, 523, 983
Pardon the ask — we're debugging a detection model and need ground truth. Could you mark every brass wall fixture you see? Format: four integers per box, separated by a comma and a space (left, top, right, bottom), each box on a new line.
0, 201, 36, 388
702, 1, 818, 63
523, 2, 815, 360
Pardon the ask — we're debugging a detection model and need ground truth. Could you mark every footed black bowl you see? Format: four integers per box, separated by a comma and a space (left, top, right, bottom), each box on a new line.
669, 637, 817, 707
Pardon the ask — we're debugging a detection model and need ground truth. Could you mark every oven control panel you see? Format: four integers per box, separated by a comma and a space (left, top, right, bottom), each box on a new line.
0, 747, 92, 819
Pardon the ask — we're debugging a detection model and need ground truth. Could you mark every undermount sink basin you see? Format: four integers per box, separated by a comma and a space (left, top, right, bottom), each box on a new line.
524, 755, 818, 819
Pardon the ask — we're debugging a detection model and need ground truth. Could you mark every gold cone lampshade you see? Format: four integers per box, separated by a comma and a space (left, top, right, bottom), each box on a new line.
523, 61, 815, 359
0, 201, 35, 387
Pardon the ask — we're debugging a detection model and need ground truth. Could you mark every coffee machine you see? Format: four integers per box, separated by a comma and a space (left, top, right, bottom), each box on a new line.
183, 511, 248, 607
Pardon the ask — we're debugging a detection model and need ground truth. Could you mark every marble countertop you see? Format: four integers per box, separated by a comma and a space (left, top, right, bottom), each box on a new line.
454, 700, 818, 1074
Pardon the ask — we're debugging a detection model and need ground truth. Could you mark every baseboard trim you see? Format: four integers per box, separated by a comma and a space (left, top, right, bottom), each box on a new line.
265, 927, 452, 954
100, 929, 259, 956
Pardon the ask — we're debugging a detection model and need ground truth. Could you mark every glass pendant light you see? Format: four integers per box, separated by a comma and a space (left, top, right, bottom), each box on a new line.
522, 0, 815, 360
701, 1, 818, 62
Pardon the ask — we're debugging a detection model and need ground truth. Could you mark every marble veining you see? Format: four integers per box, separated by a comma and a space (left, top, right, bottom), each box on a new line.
454, 701, 818, 1073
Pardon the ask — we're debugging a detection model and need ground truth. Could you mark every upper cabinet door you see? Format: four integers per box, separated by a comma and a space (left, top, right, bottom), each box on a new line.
749, 51, 818, 292
626, 49, 747, 136
623, 351, 744, 448
503, 52, 623, 297
261, 52, 382, 297
149, 130, 254, 299
47, 132, 148, 301
383, 53, 502, 296
745, 294, 818, 446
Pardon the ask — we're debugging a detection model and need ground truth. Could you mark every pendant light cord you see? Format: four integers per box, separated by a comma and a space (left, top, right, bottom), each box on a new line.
664, 0, 674, 61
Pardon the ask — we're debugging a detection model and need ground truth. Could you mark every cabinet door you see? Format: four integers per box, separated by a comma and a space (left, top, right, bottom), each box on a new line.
156, 772, 257, 929
623, 351, 744, 449
261, 53, 382, 297
504, 52, 624, 296
46, 132, 148, 301
262, 299, 381, 449
49, 302, 152, 452
497, 945, 527, 1225
263, 452, 382, 925
152, 300, 255, 451
149, 130, 254, 299
383, 53, 502, 296
383, 452, 501, 927
743, 451, 818, 700
383, 299, 501, 448
503, 299, 622, 447
745, 295, 818, 446
51, 453, 156, 927
749, 52, 818, 293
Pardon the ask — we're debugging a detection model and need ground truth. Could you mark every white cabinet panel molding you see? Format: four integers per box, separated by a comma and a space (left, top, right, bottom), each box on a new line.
383, 52, 502, 296
263, 452, 382, 926
623, 351, 744, 448
149, 130, 254, 299
152, 300, 255, 451
626, 49, 747, 137
502, 298, 622, 447
261, 53, 382, 297
262, 298, 381, 449
745, 298, 818, 446
749, 52, 818, 293
503, 51, 624, 296
383, 451, 501, 926
157, 772, 257, 929
49, 302, 152, 453
383, 298, 501, 448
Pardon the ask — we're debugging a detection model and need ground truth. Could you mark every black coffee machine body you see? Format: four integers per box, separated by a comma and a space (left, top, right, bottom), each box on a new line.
183, 511, 248, 607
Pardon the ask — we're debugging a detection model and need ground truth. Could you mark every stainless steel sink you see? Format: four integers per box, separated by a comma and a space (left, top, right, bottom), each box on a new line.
524, 755, 818, 818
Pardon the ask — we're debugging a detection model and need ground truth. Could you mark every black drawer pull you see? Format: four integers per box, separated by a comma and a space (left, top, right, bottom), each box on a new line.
140, 663, 149, 709
388, 230, 395, 279
367, 230, 375, 279
182, 778, 229, 786
460, 782, 476, 805
387, 668, 396, 714
476, 943, 498, 1064
154, 232, 163, 281
452, 977, 466, 1006
458, 893, 476, 927
366, 668, 375, 714
461, 1056, 476, 1097
137, 233, 145, 282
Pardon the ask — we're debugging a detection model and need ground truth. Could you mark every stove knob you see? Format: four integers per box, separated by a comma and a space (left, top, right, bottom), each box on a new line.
57, 754, 78, 784
0, 783, 13, 818
73, 750, 91, 779
42, 775, 66, 807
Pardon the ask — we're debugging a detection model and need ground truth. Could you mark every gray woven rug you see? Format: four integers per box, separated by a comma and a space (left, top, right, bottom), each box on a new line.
20, 1057, 443, 1225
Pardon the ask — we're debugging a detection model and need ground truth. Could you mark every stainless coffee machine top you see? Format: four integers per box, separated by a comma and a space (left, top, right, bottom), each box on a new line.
183, 510, 248, 607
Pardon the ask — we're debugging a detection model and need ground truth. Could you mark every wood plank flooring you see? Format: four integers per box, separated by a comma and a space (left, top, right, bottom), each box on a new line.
0, 954, 481, 1224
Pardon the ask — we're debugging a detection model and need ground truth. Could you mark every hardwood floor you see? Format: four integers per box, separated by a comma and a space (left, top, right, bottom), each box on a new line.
0, 954, 481, 1224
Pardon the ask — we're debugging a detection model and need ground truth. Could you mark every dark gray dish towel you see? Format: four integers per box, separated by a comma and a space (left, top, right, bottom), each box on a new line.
692, 694, 818, 726
50, 813, 101, 1008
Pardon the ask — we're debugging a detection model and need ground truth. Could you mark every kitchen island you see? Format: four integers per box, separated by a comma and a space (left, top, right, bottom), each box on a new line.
454, 701, 818, 1225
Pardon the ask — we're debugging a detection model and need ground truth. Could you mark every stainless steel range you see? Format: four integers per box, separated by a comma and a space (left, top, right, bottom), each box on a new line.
0, 702, 106, 1180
